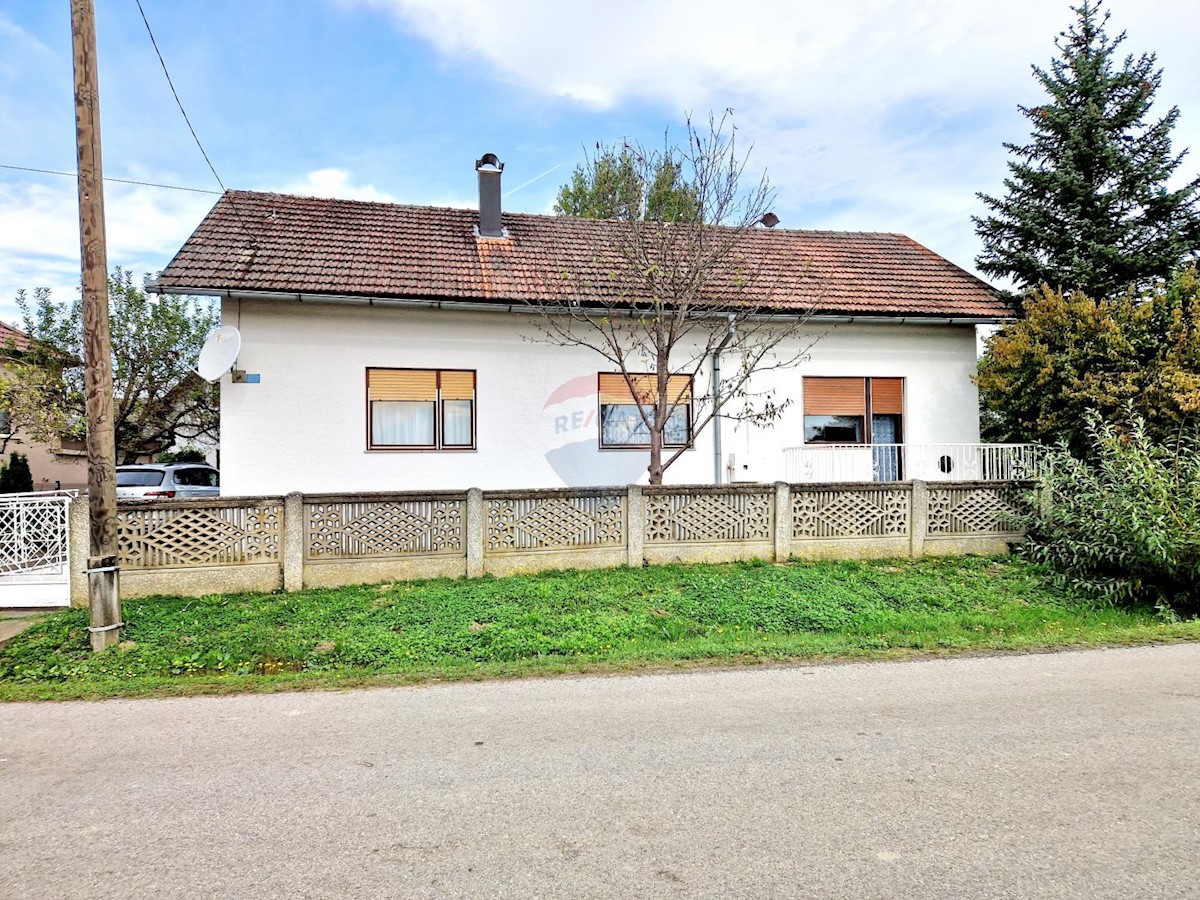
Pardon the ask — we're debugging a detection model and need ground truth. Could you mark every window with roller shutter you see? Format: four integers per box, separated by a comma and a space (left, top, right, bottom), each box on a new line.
366, 368, 476, 450
598, 372, 693, 449
803, 377, 903, 444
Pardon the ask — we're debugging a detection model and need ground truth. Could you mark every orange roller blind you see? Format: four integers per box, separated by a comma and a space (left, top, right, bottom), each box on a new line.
598, 373, 623, 403
599, 373, 647, 404
368, 368, 437, 402
440, 370, 475, 400
871, 377, 904, 415
667, 375, 692, 404
599, 373, 692, 405
803, 377, 866, 416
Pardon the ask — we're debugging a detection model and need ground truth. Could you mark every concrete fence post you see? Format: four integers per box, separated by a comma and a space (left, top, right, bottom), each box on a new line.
466, 488, 485, 577
626, 483, 645, 568
282, 492, 304, 591
773, 481, 791, 562
68, 495, 90, 607
1036, 482, 1052, 520
910, 480, 929, 559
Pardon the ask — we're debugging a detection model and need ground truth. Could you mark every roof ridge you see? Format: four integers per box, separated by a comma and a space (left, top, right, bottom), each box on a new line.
223, 190, 921, 239
225, 189, 475, 217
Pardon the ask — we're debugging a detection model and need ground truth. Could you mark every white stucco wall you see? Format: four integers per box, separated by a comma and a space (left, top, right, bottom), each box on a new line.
217, 298, 981, 495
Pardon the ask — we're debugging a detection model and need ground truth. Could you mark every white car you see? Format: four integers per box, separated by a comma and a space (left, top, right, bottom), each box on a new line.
115, 464, 220, 500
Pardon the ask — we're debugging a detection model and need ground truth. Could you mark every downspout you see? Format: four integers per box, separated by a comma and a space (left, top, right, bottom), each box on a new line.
712, 315, 737, 485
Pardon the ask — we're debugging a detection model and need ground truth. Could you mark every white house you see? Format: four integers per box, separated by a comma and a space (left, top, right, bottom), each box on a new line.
148, 160, 1016, 495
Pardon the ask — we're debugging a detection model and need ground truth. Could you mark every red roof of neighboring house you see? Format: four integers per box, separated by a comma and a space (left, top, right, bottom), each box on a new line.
0, 322, 31, 354
153, 190, 1009, 319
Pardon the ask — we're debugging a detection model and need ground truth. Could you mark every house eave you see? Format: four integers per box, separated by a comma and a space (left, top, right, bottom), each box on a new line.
144, 281, 1009, 326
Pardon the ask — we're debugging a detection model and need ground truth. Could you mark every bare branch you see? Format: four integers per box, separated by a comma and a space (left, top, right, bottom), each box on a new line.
529, 112, 823, 483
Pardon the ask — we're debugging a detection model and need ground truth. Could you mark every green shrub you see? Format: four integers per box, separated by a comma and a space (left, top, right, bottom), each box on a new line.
0, 451, 33, 493
155, 446, 208, 464
1023, 412, 1200, 613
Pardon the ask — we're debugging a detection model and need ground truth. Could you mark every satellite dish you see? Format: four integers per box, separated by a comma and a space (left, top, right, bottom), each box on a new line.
196, 325, 242, 382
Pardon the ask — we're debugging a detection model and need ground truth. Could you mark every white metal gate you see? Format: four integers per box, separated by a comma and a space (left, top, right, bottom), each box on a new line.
0, 491, 74, 608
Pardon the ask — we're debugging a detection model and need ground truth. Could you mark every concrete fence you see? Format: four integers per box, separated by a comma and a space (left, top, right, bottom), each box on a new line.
67, 481, 1028, 604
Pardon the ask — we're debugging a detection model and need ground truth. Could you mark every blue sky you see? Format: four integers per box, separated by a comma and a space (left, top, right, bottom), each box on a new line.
2, 0, 1197, 325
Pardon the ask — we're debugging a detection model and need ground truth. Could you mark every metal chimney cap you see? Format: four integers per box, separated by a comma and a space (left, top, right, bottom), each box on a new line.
476, 153, 504, 172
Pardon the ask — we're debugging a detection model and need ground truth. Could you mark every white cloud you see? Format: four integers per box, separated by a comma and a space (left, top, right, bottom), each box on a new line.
0, 167, 411, 324
0, 12, 224, 321
0, 177, 217, 323
279, 168, 482, 210
346, 0, 1200, 274
279, 168, 397, 203
348, 0, 1067, 110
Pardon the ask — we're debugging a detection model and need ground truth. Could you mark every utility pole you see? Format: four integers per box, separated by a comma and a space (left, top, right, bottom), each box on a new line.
71, 0, 121, 652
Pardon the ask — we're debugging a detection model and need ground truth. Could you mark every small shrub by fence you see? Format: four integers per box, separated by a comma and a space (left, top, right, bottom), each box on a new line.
67, 481, 1028, 603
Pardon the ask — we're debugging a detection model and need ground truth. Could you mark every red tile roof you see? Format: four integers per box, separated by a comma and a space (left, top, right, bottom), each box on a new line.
153, 190, 1008, 319
0, 322, 31, 354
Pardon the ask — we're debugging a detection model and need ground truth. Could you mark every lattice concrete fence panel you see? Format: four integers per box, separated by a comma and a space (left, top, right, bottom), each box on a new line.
643, 485, 777, 565
485, 488, 630, 577
101, 497, 285, 600
923, 482, 1027, 557
70, 481, 1030, 604
118, 499, 282, 568
302, 492, 469, 588
789, 483, 914, 560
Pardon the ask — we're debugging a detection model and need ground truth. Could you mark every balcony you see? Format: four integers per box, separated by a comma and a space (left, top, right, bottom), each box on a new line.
783, 443, 1042, 483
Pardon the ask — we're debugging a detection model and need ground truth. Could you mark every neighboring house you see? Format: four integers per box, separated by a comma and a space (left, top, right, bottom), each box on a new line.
0, 322, 87, 492
148, 161, 1012, 495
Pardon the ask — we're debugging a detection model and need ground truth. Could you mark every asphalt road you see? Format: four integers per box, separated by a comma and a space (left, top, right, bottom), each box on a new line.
2, 644, 1198, 899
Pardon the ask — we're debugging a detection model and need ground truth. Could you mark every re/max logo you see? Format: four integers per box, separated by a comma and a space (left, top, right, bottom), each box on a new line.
554, 409, 596, 435
544, 374, 601, 438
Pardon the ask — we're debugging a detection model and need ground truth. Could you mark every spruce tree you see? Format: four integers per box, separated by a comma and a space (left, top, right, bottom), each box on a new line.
974, 1, 1200, 302
0, 452, 33, 494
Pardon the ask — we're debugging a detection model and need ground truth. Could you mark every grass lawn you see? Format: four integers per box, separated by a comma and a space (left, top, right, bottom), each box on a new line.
2, 556, 1197, 701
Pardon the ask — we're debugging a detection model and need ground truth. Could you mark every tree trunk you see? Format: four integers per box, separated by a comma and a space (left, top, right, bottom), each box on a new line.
648, 425, 663, 485
647, 346, 670, 485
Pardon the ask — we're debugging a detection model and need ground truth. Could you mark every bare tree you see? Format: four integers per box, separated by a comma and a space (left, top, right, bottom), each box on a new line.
535, 112, 819, 484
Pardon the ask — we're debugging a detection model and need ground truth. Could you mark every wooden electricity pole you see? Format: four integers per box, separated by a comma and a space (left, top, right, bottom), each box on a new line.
70, 0, 121, 652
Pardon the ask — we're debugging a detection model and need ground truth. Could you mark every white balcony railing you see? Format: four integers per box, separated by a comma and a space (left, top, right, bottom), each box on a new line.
782, 443, 1042, 483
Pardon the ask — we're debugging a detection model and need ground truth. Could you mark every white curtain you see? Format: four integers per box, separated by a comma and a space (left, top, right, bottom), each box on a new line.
372, 401, 434, 446
442, 400, 473, 446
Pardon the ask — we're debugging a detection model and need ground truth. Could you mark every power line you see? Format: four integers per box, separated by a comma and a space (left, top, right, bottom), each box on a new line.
134, 0, 228, 194
0, 163, 220, 194
134, 0, 257, 242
